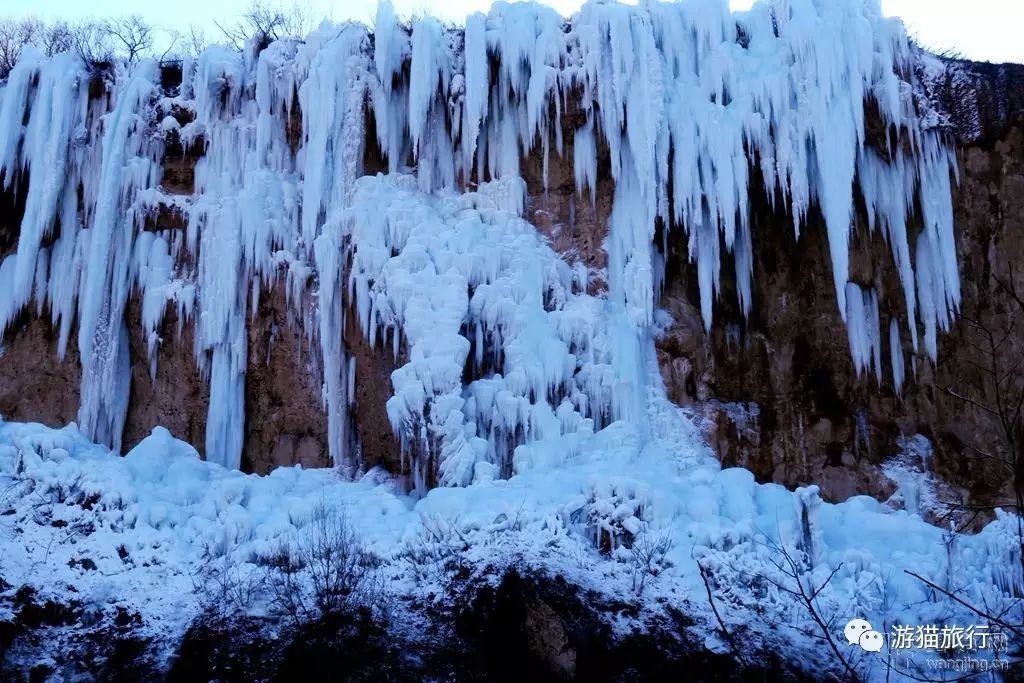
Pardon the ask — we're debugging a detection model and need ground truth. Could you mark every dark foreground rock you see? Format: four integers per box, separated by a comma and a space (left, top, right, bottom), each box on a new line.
0, 585, 157, 683
2, 571, 815, 683
452, 571, 802, 682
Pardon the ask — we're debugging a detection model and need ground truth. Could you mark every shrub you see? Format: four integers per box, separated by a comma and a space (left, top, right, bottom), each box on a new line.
259, 503, 380, 629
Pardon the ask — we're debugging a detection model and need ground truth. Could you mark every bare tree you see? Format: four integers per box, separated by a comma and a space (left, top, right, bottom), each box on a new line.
0, 5, 307, 75
215, 0, 315, 51
0, 18, 83, 77
0, 17, 36, 76
154, 29, 185, 64
259, 502, 379, 630
37, 20, 74, 56
102, 15, 154, 62
183, 24, 208, 58
191, 549, 264, 626
155, 24, 208, 63
69, 19, 115, 64
629, 529, 673, 595
759, 540, 859, 681
943, 264, 1024, 580
696, 558, 740, 656
709, 534, 862, 680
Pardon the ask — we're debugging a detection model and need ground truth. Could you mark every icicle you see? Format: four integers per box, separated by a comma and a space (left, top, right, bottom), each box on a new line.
374, 0, 404, 97
314, 222, 352, 474
408, 16, 444, 160
845, 283, 882, 381
462, 12, 489, 175
573, 118, 597, 200
0, 52, 88, 337
299, 24, 370, 246
890, 318, 905, 394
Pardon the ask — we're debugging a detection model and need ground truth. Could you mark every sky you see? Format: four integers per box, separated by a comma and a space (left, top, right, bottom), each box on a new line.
7, 0, 1023, 64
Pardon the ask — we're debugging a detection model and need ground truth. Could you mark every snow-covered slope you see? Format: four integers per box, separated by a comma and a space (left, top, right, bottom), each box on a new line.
0, 359, 1018, 677
0, 0, 961, 481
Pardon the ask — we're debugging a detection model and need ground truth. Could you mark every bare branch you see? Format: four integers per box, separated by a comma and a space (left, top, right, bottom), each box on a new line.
750, 535, 860, 681
70, 20, 115, 64
943, 386, 1002, 418
696, 560, 741, 656
904, 570, 1024, 639
993, 268, 1024, 315
216, 0, 315, 51
809, 563, 845, 602
102, 15, 154, 62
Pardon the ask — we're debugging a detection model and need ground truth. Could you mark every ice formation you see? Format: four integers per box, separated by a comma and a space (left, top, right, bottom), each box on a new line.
845, 282, 882, 382
0, 0, 961, 481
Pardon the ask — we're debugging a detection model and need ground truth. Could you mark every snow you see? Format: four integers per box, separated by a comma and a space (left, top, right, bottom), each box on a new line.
0, 375, 1018, 678
881, 434, 942, 520
0, 28, 1009, 657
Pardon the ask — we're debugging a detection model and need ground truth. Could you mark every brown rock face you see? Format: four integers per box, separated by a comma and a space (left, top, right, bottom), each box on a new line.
122, 299, 209, 456
344, 302, 404, 476
521, 131, 612, 286
242, 286, 329, 473
0, 311, 81, 429
655, 193, 912, 506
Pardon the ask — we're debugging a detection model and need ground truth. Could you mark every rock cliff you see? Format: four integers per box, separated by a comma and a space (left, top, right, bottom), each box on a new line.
0, 13, 1019, 521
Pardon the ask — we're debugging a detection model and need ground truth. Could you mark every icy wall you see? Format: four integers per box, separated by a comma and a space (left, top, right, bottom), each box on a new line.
0, 0, 961, 488
652, 54, 1024, 510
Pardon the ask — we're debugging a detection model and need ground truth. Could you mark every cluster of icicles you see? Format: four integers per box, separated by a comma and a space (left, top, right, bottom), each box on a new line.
0, 0, 959, 488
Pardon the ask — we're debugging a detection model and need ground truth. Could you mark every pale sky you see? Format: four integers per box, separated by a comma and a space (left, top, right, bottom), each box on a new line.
8, 0, 1023, 64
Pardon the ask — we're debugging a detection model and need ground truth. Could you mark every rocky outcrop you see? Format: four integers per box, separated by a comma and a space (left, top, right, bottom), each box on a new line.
2, 567, 799, 682
122, 298, 210, 458
242, 285, 329, 472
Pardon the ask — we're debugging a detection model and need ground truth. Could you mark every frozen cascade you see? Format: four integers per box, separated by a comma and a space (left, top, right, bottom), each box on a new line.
0, 49, 90, 354
76, 62, 163, 452
0, 54, 164, 452
298, 25, 373, 475
336, 174, 643, 491
0, 0, 962, 485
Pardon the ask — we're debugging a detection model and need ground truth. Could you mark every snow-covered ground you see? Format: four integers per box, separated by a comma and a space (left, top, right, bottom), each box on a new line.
1, 348, 1019, 679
